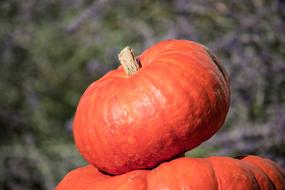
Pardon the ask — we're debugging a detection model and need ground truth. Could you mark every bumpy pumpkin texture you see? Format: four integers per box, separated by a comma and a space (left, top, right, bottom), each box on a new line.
73, 39, 230, 174
56, 155, 285, 190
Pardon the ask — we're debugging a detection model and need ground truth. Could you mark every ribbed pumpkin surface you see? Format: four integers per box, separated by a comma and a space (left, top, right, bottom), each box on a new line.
56, 155, 285, 190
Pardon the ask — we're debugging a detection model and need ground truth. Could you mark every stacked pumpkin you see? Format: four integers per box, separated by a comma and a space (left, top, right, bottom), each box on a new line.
56, 40, 285, 190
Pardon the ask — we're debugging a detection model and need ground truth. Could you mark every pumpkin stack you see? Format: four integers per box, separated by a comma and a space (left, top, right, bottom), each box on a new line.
56, 40, 285, 190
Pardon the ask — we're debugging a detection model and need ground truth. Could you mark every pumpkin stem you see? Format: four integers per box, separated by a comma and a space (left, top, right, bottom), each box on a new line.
118, 46, 141, 75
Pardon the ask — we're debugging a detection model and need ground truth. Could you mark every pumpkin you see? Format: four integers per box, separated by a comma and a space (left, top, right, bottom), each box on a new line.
56, 155, 285, 190
73, 39, 230, 174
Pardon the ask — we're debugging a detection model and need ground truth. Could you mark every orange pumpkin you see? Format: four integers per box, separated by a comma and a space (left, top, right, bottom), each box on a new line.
73, 40, 230, 174
56, 155, 285, 190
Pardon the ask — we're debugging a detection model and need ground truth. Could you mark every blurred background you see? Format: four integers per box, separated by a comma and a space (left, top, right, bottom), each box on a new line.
0, 0, 285, 189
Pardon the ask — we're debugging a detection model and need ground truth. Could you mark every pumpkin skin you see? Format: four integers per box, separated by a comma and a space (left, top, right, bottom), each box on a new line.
56, 155, 285, 190
73, 39, 230, 174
